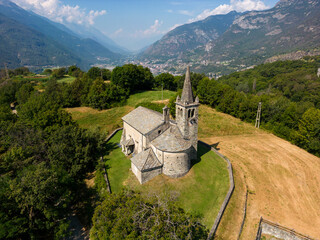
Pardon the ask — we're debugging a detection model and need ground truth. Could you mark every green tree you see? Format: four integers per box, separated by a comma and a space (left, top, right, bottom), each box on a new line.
90, 190, 208, 240
155, 73, 176, 90
111, 64, 153, 93
296, 108, 320, 156
52, 68, 66, 79
16, 83, 34, 105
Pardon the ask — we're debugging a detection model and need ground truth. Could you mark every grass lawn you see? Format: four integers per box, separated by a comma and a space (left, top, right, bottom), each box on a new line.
66, 106, 132, 134
104, 130, 229, 228
104, 130, 131, 193
57, 75, 76, 83
66, 90, 176, 134
126, 90, 176, 107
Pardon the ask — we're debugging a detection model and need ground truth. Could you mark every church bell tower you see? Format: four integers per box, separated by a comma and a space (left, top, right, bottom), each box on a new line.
175, 66, 199, 151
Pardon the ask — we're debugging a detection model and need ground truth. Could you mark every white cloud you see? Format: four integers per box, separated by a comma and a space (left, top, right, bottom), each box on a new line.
168, 23, 183, 31
131, 19, 165, 39
112, 28, 123, 37
142, 19, 163, 36
189, 0, 269, 22
178, 10, 193, 16
11, 0, 106, 25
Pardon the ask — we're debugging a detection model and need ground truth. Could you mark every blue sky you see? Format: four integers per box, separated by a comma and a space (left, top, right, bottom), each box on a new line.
12, 0, 279, 51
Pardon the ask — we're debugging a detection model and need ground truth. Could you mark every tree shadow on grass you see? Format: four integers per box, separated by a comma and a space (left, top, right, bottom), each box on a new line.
102, 142, 119, 170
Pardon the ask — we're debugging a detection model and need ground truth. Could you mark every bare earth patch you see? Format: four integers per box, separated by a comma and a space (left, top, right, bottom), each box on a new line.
200, 108, 320, 239
152, 99, 170, 104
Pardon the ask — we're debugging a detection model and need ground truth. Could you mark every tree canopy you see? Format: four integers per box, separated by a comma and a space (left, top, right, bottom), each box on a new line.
90, 190, 208, 240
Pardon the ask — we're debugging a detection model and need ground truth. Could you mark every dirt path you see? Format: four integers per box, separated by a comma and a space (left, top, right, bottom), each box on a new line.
201, 133, 320, 239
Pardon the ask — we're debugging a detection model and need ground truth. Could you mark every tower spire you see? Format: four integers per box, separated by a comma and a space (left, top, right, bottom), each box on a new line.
180, 66, 194, 104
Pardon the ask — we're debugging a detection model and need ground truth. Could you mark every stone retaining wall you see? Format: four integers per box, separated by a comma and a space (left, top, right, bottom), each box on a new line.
256, 218, 317, 240
237, 189, 248, 240
199, 141, 235, 240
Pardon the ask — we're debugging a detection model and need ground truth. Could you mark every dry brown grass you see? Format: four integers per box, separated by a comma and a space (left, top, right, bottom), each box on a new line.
199, 107, 320, 239
152, 99, 170, 104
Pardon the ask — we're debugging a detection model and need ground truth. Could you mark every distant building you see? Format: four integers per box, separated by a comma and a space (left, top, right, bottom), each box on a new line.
120, 67, 199, 184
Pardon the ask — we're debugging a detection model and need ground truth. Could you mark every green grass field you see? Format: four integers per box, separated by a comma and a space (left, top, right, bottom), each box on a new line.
104, 130, 229, 228
57, 75, 76, 83
126, 90, 175, 107
66, 90, 176, 134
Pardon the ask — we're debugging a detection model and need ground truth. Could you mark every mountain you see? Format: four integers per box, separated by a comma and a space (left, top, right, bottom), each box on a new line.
0, 0, 120, 70
202, 0, 320, 69
140, 11, 241, 62
140, 0, 320, 75
0, 12, 82, 69
63, 23, 130, 55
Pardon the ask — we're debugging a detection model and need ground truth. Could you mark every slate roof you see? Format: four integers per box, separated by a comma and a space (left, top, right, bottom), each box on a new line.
122, 106, 164, 135
151, 126, 191, 152
180, 66, 194, 104
120, 138, 134, 146
131, 148, 162, 171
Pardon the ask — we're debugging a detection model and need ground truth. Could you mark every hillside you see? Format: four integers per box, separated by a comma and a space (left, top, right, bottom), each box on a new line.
0, 13, 82, 69
203, 0, 320, 69
199, 107, 320, 239
141, 11, 241, 61
0, 0, 120, 70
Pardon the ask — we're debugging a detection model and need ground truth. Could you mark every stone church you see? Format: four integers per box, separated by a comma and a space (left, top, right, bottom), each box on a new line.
120, 67, 199, 184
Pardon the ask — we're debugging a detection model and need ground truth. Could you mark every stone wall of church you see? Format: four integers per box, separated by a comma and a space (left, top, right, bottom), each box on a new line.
162, 150, 190, 178
141, 167, 162, 184
131, 162, 142, 183
123, 122, 145, 153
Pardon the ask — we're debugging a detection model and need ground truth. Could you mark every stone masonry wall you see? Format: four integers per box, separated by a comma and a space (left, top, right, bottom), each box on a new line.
256, 219, 316, 240
141, 167, 162, 184
123, 122, 144, 153
162, 150, 190, 178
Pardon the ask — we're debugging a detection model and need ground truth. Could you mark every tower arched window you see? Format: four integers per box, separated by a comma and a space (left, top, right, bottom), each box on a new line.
191, 109, 195, 117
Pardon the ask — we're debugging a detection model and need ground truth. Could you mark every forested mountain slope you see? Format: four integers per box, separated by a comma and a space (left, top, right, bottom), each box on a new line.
0, 13, 82, 69
0, 0, 120, 69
